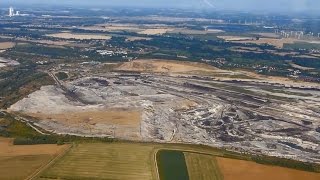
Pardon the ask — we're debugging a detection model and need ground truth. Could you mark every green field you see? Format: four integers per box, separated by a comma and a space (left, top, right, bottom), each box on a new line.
40, 143, 156, 180
185, 153, 223, 180
37, 143, 225, 180
156, 150, 189, 180
34, 142, 320, 180
284, 42, 320, 50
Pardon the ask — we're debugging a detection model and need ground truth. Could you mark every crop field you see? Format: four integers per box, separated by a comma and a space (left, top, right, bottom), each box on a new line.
46, 33, 112, 40
218, 35, 299, 48
156, 150, 189, 180
40, 143, 156, 180
30, 142, 320, 180
217, 157, 320, 180
38, 143, 224, 180
0, 137, 69, 180
138, 28, 173, 35
284, 41, 320, 50
80, 24, 142, 32
185, 152, 223, 180
0, 42, 15, 49
0, 155, 53, 180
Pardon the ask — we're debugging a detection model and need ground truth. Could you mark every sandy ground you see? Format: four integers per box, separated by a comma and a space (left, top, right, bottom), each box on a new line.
115, 59, 320, 88
218, 36, 297, 48
217, 157, 320, 180
230, 70, 320, 88
81, 25, 141, 32
137, 28, 173, 35
0, 137, 69, 180
28, 110, 141, 126
0, 42, 15, 49
169, 28, 224, 35
219, 35, 320, 48
0, 137, 68, 156
218, 36, 254, 41
289, 62, 315, 70
46, 33, 111, 40
294, 55, 319, 59
115, 59, 222, 73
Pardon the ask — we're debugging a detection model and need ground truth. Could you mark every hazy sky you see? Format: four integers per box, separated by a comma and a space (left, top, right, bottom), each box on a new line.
2, 0, 320, 12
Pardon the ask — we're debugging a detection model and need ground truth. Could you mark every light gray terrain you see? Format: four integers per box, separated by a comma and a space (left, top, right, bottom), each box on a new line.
10, 72, 320, 163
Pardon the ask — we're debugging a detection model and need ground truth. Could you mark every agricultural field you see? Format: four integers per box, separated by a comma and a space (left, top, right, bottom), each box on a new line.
39, 143, 157, 180
39, 143, 221, 180
80, 24, 142, 32
170, 28, 224, 35
138, 28, 173, 35
156, 150, 189, 180
185, 153, 223, 180
284, 41, 320, 50
0, 42, 15, 50
34, 142, 320, 180
217, 157, 320, 180
218, 35, 296, 48
46, 33, 112, 40
0, 137, 69, 180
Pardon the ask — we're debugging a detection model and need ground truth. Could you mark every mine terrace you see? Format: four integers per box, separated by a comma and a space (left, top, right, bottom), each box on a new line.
8, 60, 320, 164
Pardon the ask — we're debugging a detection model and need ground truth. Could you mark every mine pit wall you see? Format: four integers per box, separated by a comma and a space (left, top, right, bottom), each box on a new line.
7, 74, 320, 164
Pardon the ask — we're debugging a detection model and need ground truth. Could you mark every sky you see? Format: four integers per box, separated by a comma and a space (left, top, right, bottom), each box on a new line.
2, 0, 320, 12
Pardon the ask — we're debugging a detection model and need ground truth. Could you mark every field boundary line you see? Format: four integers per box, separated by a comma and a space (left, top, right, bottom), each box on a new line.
153, 149, 160, 180
25, 144, 73, 180
156, 147, 222, 157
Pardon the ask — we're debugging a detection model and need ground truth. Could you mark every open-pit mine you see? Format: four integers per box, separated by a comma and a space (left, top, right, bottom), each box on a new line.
9, 60, 320, 163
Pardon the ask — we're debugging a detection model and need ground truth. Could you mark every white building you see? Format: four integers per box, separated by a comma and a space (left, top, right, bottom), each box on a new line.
9, 7, 14, 17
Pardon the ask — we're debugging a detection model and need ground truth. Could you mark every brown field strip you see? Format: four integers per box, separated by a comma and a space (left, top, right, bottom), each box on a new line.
0, 137, 69, 180
115, 59, 223, 74
18, 141, 320, 180
46, 33, 111, 40
0, 155, 53, 180
29, 110, 142, 126
217, 157, 320, 180
0, 42, 15, 49
185, 152, 223, 180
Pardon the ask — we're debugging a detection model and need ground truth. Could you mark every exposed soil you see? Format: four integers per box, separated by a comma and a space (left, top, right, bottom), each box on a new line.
217, 157, 320, 180
0, 137, 68, 156
46, 33, 111, 40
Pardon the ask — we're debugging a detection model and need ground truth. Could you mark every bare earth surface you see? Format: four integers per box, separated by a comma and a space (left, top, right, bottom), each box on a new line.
46, 33, 111, 40
218, 35, 296, 48
8, 60, 320, 163
0, 137, 69, 180
137, 28, 173, 35
115, 59, 222, 73
0, 42, 15, 49
217, 157, 320, 180
0, 137, 67, 156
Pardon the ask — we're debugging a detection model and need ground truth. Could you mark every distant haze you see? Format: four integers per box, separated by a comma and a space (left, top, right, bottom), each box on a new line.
2, 0, 320, 13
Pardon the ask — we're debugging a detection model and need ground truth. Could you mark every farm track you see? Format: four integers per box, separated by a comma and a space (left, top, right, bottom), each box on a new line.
27, 144, 72, 180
